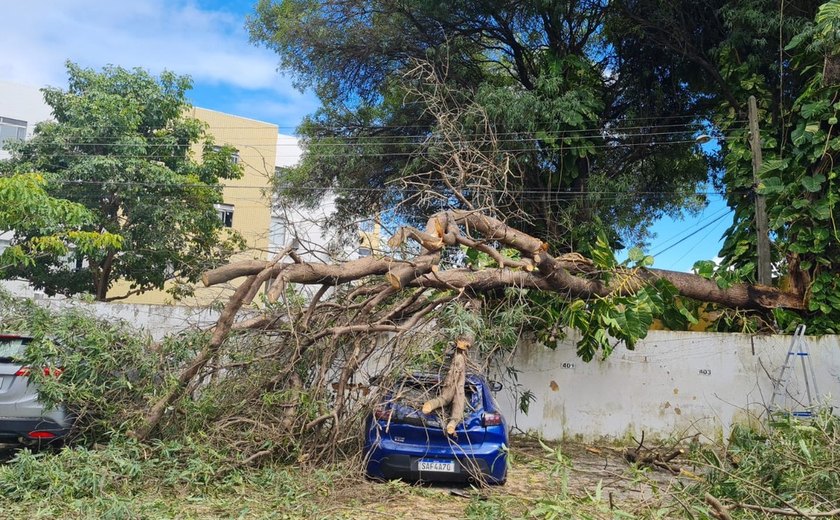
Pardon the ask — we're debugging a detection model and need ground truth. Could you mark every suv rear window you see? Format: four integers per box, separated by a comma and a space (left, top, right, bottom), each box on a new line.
0, 337, 28, 362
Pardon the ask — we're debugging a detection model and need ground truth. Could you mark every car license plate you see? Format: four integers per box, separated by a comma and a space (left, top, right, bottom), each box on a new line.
418, 459, 455, 473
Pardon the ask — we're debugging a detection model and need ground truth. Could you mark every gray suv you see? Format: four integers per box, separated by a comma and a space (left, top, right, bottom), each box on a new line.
0, 334, 71, 445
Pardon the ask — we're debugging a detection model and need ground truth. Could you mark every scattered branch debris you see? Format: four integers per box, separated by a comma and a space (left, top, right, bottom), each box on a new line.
623, 432, 686, 475
705, 493, 733, 520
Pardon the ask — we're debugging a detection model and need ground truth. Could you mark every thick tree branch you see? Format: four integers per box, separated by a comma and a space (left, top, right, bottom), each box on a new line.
202, 210, 805, 311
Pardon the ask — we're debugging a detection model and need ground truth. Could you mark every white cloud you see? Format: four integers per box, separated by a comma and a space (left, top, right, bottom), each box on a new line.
0, 0, 292, 93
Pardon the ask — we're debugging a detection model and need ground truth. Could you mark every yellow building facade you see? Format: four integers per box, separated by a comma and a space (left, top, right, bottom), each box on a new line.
109, 107, 277, 305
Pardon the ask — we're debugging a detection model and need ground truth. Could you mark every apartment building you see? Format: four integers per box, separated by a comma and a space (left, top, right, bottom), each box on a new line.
269, 135, 381, 262
0, 79, 376, 306
111, 107, 277, 305
0, 81, 53, 161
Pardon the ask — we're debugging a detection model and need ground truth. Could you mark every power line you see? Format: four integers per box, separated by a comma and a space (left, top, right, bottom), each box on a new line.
10, 136, 737, 162
652, 211, 733, 257
649, 206, 732, 251
16, 123, 745, 145
269, 113, 740, 129
25, 113, 742, 131
670, 215, 730, 266
27, 129, 741, 148
37, 178, 743, 195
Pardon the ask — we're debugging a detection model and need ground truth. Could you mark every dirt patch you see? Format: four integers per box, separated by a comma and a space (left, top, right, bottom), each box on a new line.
309, 437, 692, 519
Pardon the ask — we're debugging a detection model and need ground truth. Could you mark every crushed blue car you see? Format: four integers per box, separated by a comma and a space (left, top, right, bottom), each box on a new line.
364, 373, 508, 484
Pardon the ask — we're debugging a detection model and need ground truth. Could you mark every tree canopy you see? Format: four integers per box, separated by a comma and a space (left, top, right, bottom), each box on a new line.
250, 0, 840, 334
249, 0, 713, 250
1, 62, 245, 301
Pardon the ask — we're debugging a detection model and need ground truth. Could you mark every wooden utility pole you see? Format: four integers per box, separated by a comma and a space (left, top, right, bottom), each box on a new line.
748, 96, 772, 286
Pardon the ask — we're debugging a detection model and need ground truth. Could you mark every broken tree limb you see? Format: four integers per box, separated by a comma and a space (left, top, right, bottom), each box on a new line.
705, 494, 733, 520
444, 347, 468, 436
204, 257, 805, 311
385, 213, 448, 289
201, 209, 804, 311
134, 273, 261, 441
385, 254, 437, 289
301, 284, 331, 329
454, 232, 535, 270
387, 226, 444, 252
624, 445, 685, 475
421, 336, 471, 436
448, 209, 547, 255
242, 244, 295, 305
421, 384, 457, 415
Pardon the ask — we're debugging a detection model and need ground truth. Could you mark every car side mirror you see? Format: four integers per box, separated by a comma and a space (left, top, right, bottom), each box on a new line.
489, 381, 503, 392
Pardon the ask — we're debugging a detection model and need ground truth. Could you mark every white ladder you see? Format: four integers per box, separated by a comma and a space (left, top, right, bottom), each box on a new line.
769, 324, 820, 418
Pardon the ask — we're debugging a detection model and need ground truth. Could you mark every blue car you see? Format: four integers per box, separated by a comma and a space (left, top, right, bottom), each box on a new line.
364, 373, 508, 485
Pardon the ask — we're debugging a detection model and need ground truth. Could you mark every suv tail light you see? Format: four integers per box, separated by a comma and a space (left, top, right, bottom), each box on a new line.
374, 406, 392, 421
28, 431, 56, 439
15, 367, 64, 377
482, 412, 503, 427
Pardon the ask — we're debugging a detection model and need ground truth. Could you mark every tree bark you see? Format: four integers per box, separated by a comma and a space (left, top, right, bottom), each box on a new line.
204, 259, 804, 311
422, 337, 470, 436
200, 210, 805, 320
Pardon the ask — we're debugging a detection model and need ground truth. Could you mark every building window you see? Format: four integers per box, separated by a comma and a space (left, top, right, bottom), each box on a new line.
0, 116, 27, 148
269, 215, 287, 252
212, 145, 240, 164
214, 203, 234, 228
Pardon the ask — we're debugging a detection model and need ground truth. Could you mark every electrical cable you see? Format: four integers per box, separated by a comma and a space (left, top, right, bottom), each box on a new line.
652, 211, 733, 258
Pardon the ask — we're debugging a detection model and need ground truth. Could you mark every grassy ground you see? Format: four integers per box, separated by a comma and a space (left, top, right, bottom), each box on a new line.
0, 437, 691, 519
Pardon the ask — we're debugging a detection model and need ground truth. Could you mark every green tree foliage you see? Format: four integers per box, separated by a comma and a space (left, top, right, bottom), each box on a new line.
249, 0, 840, 353
0, 290, 196, 441
619, 1, 840, 331
0, 173, 122, 271
1, 62, 245, 301
249, 0, 711, 249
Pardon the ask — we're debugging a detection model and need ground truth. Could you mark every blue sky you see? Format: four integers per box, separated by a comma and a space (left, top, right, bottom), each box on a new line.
0, 0, 731, 272
631, 196, 730, 272
0, 0, 316, 130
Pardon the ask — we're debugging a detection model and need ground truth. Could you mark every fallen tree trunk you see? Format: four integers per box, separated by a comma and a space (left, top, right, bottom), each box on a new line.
132, 273, 258, 441
134, 248, 295, 441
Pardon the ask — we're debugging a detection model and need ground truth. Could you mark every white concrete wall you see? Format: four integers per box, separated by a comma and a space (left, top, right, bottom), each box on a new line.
12, 286, 839, 442
497, 330, 840, 442
34, 298, 220, 342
